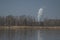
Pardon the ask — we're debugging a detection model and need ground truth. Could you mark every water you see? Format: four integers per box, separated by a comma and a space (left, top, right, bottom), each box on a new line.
0, 29, 60, 40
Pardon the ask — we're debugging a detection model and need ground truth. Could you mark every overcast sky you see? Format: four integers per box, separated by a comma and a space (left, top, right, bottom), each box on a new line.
0, 0, 60, 19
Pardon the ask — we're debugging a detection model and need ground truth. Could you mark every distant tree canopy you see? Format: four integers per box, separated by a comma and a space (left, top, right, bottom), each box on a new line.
0, 15, 60, 26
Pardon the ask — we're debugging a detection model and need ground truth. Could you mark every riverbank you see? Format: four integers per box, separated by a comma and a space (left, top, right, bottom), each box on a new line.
0, 26, 60, 30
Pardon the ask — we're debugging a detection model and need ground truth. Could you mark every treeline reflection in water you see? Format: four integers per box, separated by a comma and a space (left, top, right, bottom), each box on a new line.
0, 29, 60, 40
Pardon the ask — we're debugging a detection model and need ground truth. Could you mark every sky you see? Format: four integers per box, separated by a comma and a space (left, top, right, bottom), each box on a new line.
0, 0, 60, 19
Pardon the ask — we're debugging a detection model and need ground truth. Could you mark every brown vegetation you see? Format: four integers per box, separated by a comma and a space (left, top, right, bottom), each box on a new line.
0, 15, 60, 26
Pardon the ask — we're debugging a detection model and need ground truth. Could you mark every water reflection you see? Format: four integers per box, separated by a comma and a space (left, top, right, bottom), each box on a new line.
40, 30, 60, 40
0, 29, 60, 40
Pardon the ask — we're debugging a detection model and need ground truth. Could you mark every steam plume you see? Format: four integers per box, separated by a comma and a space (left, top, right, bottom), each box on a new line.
37, 8, 43, 22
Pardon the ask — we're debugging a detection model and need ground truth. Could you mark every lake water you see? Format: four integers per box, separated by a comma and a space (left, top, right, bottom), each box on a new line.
0, 29, 60, 40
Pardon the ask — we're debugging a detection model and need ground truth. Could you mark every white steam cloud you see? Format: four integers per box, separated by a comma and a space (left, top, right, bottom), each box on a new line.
37, 8, 43, 22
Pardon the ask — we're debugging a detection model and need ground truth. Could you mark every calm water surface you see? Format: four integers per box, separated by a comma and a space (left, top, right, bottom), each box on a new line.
0, 29, 60, 40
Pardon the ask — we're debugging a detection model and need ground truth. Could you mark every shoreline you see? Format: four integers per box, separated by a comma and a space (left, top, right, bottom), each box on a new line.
0, 26, 60, 30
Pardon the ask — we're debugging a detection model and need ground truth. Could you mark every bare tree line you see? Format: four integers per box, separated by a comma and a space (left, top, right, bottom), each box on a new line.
0, 15, 60, 26
0, 15, 39, 26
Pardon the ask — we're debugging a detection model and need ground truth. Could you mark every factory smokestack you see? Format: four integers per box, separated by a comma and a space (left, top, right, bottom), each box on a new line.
37, 8, 43, 22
